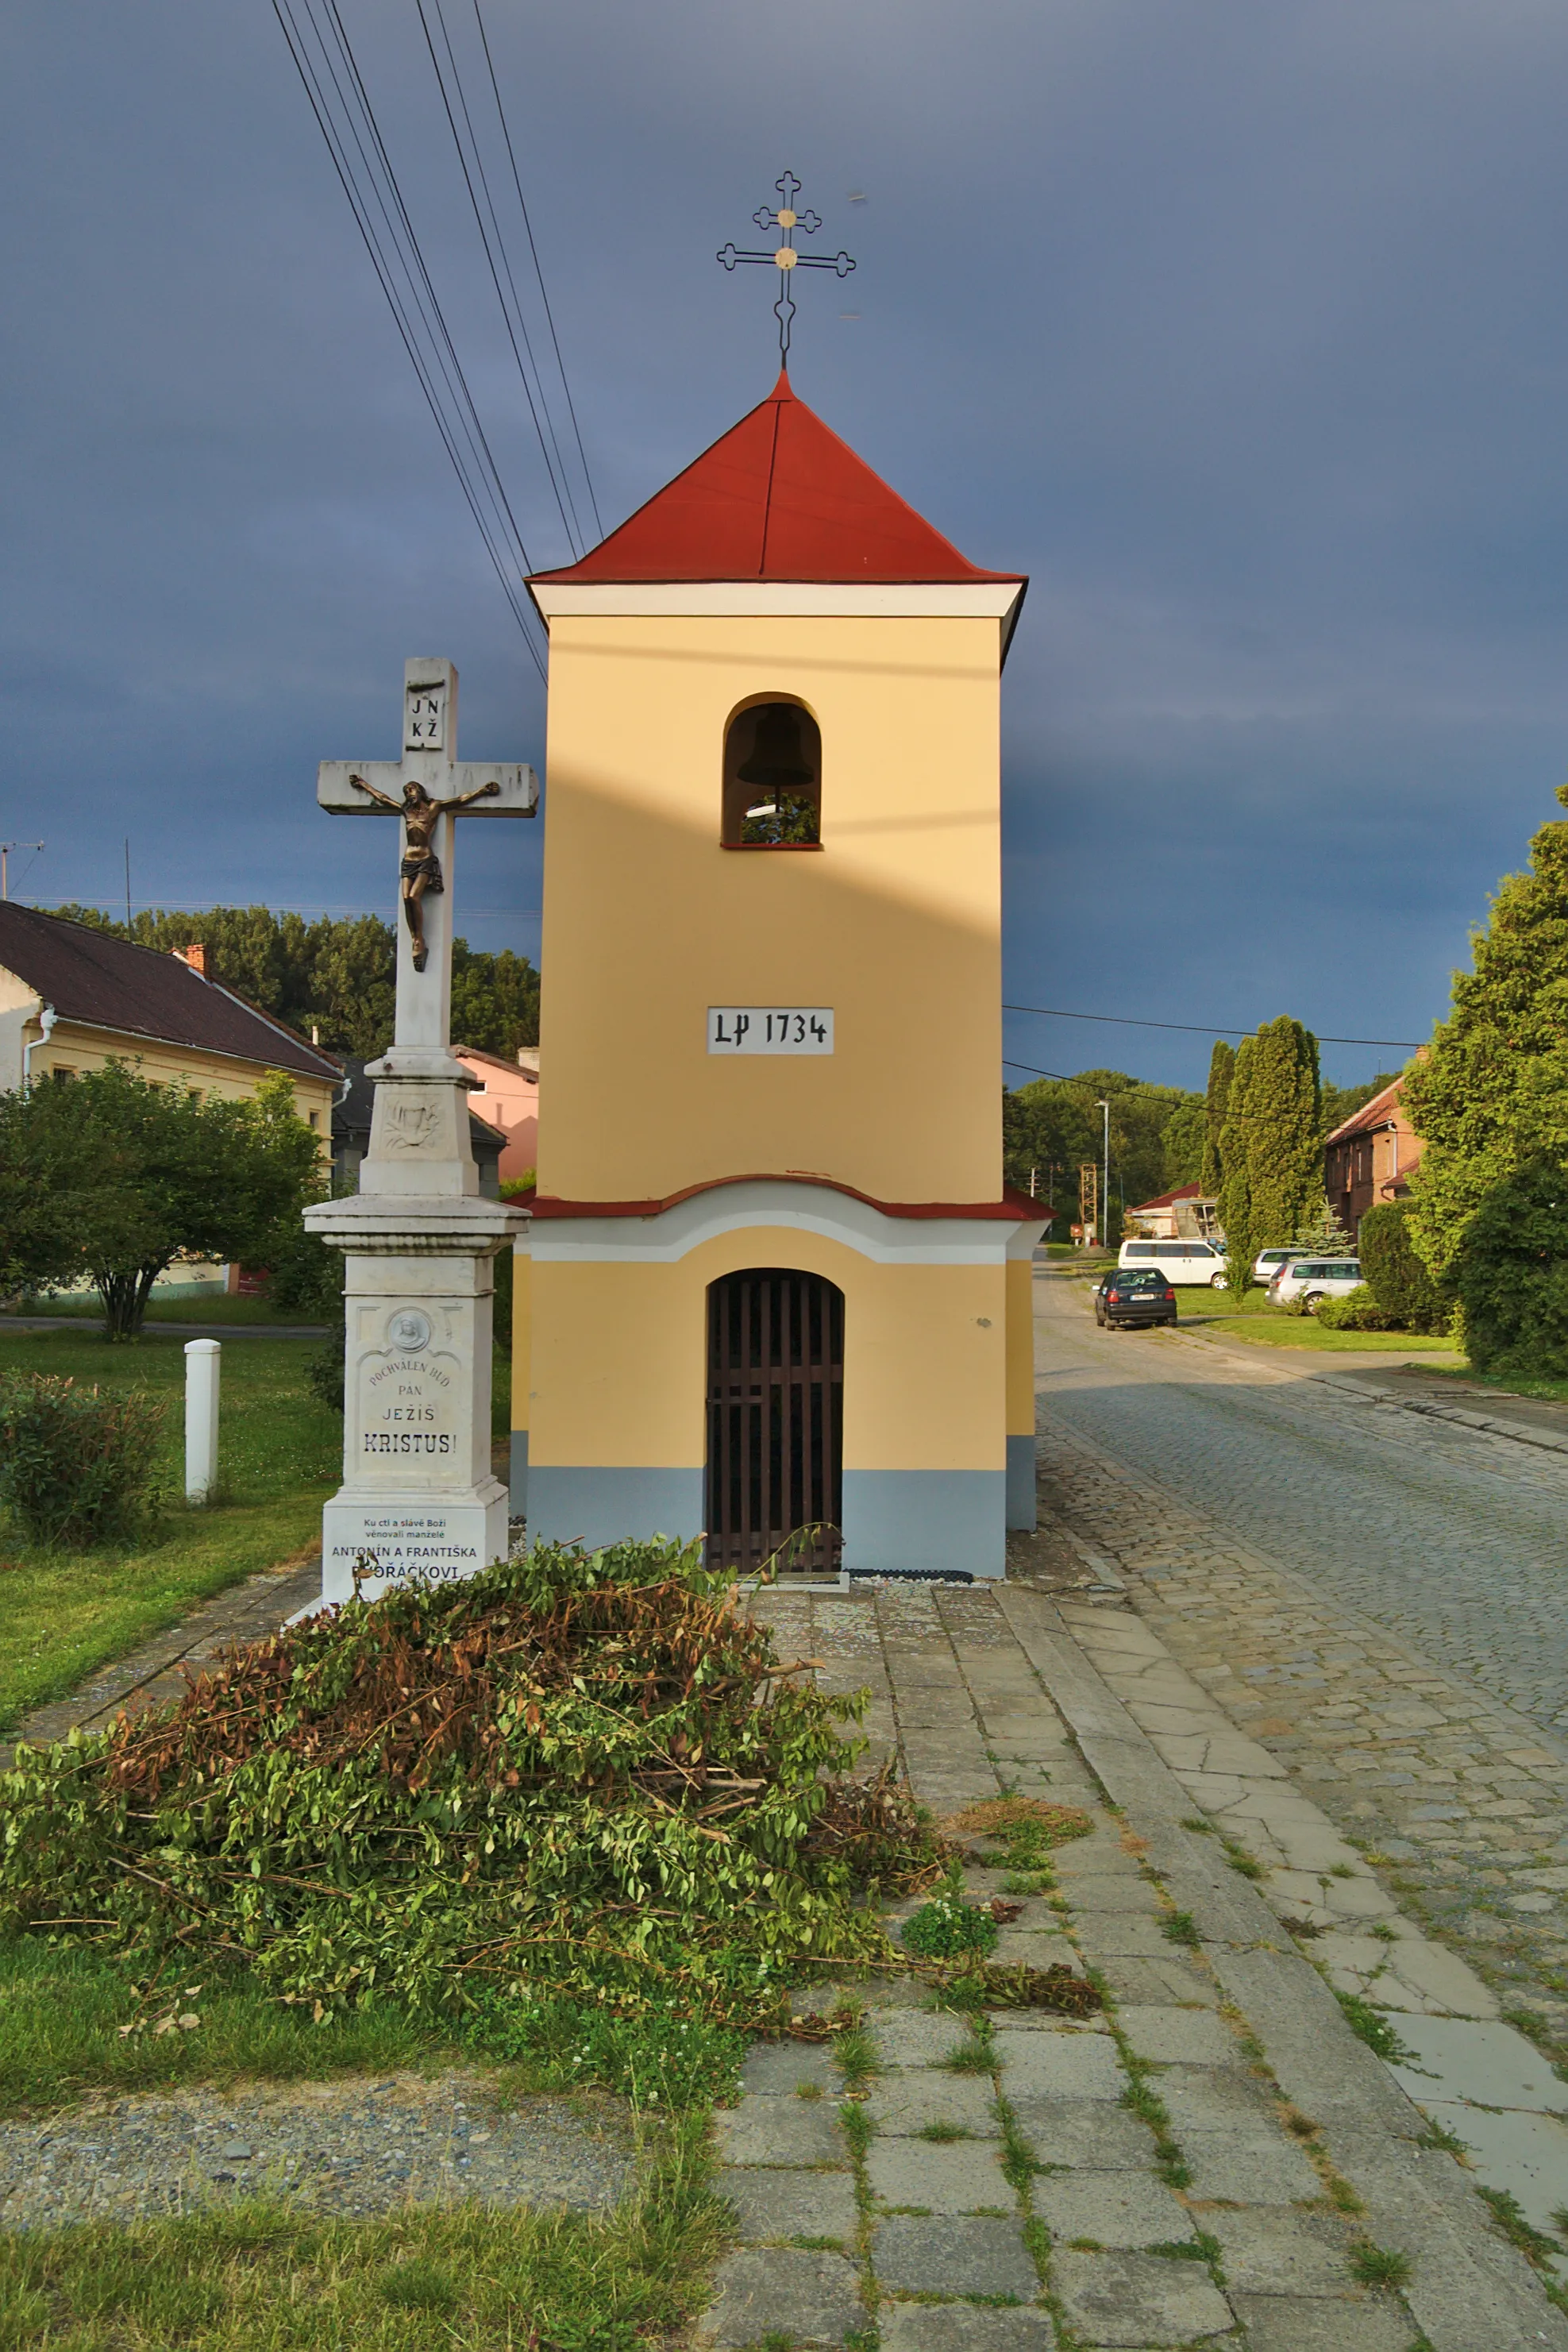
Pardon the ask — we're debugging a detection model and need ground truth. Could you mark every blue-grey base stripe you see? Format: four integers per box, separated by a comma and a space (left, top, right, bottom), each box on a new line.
526, 1466, 705, 1551
509, 1429, 529, 1517
1006, 1434, 1037, 1530
840, 1470, 1006, 1581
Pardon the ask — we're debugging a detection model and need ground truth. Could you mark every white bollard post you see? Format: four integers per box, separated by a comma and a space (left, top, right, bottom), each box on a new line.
184, 1339, 221, 1505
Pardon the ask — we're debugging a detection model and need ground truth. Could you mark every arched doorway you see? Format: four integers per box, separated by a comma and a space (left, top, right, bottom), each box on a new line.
705, 1267, 844, 1572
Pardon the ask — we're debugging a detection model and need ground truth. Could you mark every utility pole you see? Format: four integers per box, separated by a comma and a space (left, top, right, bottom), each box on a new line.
1095, 1099, 1111, 1250
0, 842, 44, 901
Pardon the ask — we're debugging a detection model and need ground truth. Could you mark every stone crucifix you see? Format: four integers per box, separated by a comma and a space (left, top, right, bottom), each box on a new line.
318, 657, 537, 1051
302, 656, 537, 1614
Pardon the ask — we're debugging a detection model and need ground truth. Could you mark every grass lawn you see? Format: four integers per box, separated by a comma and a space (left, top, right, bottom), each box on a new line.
1174, 1289, 1458, 1351
0, 2120, 722, 2352
1422, 1363, 1568, 1407
1072, 1277, 1459, 1354
9, 1294, 325, 1328
0, 1331, 340, 1732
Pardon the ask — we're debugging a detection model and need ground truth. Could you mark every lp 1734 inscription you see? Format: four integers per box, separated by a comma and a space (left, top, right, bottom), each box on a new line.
708, 1007, 833, 1055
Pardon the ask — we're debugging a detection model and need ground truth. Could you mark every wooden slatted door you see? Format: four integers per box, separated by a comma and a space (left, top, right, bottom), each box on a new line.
706, 1268, 844, 1574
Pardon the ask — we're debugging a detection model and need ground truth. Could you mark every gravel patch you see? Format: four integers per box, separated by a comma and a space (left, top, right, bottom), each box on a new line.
0, 2068, 633, 2230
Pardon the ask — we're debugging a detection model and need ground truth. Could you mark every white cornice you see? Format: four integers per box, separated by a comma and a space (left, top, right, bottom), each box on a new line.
529, 580, 1024, 625
521, 1179, 1039, 1267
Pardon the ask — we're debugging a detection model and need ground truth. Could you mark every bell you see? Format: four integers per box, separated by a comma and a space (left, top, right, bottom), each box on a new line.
738, 705, 815, 789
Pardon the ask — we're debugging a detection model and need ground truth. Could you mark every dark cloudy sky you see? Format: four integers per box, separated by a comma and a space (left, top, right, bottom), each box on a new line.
7, 1, 1568, 1093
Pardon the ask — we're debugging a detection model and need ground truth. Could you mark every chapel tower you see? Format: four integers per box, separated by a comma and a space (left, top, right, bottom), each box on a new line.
512, 372, 1041, 1577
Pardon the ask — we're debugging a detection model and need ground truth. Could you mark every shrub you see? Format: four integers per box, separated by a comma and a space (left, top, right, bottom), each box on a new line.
1451, 1158, 1568, 1378
262, 1223, 343, 1321
1316, 1286, 1401, 1332
306, 1314, 346, 1413
1358, 1203, 1447, 1333
0, 1375, 167, 1547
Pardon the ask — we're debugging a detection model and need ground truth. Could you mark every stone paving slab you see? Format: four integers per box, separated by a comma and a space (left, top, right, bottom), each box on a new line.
1114, 2006, 1236, 2065
869, 2213, 1041, 2298
1209, 2207, 1360, 2295
865, 2072, 1004, 2138
878, 2307, 1057, 2352
740, 2041, 842, 2094
1231, 2294, 1413, 2350
714, 2165, 859, 2246
1007, 2096, 1158, 2171
988, 2029, 1126, 2100
1180, 2126, 1323, 2205
865, 2138, 1015, 2215
1050, 2246, 1237, 2346
1031, 2168, 1192, 2248
698, 2246, 863, 2348
714, 2094, 848, 2167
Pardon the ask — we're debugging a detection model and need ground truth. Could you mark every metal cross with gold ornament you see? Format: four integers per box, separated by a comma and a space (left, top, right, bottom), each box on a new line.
718, 172, 856, 364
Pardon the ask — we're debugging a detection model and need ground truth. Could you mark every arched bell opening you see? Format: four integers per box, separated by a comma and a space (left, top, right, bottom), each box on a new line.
721, 699, 823, 848
705, 1266, 844, 1573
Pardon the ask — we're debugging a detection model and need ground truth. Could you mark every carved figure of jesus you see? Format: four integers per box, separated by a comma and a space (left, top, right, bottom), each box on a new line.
348, 775, 500, 969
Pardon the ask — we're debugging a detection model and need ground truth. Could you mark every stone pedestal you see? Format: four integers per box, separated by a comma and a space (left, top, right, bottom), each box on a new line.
304, 1049, 526, 1608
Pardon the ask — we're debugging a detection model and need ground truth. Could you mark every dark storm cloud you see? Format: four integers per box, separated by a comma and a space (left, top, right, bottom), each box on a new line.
6, 1, 1568, 1086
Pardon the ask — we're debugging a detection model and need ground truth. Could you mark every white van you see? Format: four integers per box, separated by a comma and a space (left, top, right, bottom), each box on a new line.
1117, 1239, 1228, 1289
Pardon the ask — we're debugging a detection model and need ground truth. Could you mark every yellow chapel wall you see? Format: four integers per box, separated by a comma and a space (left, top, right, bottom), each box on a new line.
525, 1236, 1006, 1476
535, 613, 1003, 1207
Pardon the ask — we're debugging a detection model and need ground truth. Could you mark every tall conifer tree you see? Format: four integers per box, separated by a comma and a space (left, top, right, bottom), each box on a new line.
1200, 1039, 1235, 1195
1216, 1018, 1322, 1287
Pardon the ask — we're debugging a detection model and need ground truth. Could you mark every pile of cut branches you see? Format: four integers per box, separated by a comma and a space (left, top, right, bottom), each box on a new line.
0, 1540, 941, 2024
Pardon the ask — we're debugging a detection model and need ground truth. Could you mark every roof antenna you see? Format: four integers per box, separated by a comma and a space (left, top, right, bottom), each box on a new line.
0, 842, 44, 902
718, 171, 856, 367
125, 839, 132, 929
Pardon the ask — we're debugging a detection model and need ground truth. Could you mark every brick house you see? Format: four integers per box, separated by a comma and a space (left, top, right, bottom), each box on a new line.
1323, 1074, 1424, 1240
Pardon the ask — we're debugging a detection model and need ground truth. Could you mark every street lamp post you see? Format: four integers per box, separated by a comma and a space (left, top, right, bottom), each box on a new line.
1095, 1099, 1111, 1250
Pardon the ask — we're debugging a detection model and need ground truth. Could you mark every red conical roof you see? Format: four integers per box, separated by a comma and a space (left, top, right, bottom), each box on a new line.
530, 373, 1021, 587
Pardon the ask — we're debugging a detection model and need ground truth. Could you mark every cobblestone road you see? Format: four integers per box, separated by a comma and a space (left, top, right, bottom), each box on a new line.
1034, 1278, 1568, 1733
1031, 1270, 1568, 2055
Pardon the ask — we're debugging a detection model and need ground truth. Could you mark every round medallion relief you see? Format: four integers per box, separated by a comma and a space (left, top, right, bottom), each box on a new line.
387, 1308, 433, 1352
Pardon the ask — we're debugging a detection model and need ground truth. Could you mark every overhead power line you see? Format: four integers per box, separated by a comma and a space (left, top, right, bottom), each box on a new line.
472, 0, 602, 542
270, 0, 548, 681
1004, 1003, 1423, 1051
415, 0, 588, 557
1002, 1057, 1384, 1124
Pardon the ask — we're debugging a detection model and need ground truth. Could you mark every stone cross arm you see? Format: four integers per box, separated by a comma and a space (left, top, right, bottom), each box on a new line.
317, 761, 537, 816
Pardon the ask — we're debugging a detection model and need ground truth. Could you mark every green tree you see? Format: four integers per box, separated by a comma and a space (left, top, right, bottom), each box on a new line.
1358, 1201, 1447, 1334
1160, 1098, 1206, 1190
1217, 1018, 1322, 1292
0, 1066, 323, 1338
1002, 1070, 1203, 1238
451, 943, 541, 1061
1200, 1040, 1235, 1195
1402, 785, 1568, 1291
1449, 1159, 1568, 1375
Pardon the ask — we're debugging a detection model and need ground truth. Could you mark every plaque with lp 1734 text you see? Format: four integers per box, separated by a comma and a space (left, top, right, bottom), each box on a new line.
707, 1007, 833, 1054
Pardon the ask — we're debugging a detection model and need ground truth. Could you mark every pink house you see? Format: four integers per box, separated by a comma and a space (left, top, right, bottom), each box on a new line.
454, 1045, 538, 1184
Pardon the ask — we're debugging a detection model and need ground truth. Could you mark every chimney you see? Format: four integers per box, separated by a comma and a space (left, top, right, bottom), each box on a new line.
175, 943, 207, 977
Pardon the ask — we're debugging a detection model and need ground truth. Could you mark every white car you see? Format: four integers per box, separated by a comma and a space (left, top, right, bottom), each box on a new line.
1253, 1247, 1306, 1289
1268, 1256, 1362, 1310
1118, 1240, 1229, 1289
